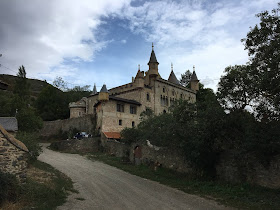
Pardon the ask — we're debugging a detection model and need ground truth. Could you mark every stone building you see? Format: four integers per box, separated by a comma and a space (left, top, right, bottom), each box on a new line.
0, 124, 29, 180
69, 45, 199, 136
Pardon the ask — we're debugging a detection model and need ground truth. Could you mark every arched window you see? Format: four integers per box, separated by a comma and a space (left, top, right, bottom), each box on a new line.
163, 87, 165, 93
132, 121, 135, 127
147, 93, 150, 101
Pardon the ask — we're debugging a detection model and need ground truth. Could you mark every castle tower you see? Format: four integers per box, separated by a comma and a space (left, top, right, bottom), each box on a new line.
147, 43, 159, 78
98, 84, 109, 101
190, 66, 199, 91
134, 65, 145, 88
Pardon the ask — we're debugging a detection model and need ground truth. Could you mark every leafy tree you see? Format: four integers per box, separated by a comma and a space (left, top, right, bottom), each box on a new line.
180, 69, 192, 87
12, 65, 30, 111
36, 85, 69, 120
241, 4, 280, 119
217, 65, 258, 111
53, 76, 68, 91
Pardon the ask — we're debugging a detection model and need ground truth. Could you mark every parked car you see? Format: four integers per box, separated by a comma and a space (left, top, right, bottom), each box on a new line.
74, 132, 83, 140
74, 132, 91, 139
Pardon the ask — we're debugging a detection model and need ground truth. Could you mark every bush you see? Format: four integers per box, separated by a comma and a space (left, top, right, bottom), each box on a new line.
0, 172, 20, 205
16, 132, 42, 161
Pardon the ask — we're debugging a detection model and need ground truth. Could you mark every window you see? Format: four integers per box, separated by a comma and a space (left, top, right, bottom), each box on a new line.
172, 90, 175, 96
147, 93, 150, 101
132, 121, 135, 127
163, 87, 165, 93
119, 119, 122, 126
117, 103, 124, 112
180, 93, 183, 99
130, 105, 137, 114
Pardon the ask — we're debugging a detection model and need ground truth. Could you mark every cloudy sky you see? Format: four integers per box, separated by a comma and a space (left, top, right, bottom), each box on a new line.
0, 0, 278, 91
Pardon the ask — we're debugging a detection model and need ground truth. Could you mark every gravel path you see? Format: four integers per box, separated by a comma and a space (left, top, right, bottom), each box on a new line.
38, 145, 231, 210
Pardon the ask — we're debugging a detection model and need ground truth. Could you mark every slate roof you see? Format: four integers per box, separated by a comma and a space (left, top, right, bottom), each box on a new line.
103, 132, 121, 139
109, 96, 141, 105
0, 124, 29, 152
0, 117, 18, 132
191, 71, 199, 81
100, 84, 109, 93
148, 49, 159, 64
168, 70, 180, 85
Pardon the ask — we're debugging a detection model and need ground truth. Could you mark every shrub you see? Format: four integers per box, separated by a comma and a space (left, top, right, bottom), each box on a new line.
16, 132, 42, 161
0, 172, 20, 205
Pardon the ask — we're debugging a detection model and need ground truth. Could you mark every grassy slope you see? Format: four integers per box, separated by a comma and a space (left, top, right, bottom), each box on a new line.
0, 160, 77, 210
87, 152, 280, 210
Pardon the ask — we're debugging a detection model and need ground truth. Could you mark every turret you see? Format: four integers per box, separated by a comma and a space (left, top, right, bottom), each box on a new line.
190, 66, 199, 91
147, 43, 159, 78
134, 65, 145, 88
98, 84, 109, 101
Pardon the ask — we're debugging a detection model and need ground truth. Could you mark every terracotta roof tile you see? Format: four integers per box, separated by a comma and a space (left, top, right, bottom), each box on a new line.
103, 132, 121, 139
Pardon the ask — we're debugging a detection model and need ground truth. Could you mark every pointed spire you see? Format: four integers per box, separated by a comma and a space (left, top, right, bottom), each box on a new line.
168, 70, 180, 85
91, 83, 97, 95
138, 64, 140, 71
171, 62, 173, 71
100, 84, 109, 93
148, 43, 159, 65
191, 70, 198, 81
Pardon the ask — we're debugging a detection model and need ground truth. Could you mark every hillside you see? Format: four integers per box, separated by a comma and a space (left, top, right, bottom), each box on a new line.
0, 74, 54, 98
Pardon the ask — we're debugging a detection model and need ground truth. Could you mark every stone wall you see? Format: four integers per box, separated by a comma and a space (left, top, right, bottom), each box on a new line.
50, 138, 99, 153
216, 151, 280, 189
0, 128, 29, 180
103, 140, 191, 173
40, 114, 96, 137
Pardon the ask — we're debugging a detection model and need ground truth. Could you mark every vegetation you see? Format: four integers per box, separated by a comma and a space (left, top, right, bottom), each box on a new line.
16, 132, 42, 161
179, 69, 192, 87
0, 161, 76, 210
88, 152, 280, 209
122, 4, 280, 178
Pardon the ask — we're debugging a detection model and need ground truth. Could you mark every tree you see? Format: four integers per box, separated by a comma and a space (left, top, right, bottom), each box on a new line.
12, 65, 30, 111
217, 65, 258, 111
36, 85, 69, 120
241, 4, 280, 119
180, 70, 192, 87
53, 76, 68, 91
12, 66, 43, 132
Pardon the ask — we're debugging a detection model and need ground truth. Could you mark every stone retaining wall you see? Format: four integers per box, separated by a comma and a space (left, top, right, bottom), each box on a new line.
216, 151, 280, 189
50, 138, 99, 153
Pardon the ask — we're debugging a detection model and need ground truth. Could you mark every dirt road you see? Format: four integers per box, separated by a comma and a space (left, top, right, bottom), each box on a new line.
39, 145, 231, 210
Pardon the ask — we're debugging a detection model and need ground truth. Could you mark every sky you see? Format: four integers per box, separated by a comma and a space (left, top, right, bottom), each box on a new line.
0, 0, 278, 91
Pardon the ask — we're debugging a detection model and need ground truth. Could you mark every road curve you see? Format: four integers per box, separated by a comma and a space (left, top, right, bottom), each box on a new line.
38, 145, 231, 210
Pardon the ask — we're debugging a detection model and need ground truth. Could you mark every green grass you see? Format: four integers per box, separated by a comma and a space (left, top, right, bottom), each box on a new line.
0, 160, 77, 210
87, 152, 280, 209
23, 160, 77, 210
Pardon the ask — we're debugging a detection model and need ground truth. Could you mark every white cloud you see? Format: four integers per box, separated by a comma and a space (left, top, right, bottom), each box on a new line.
120, 0, 279, 90
0, 0, 130, 80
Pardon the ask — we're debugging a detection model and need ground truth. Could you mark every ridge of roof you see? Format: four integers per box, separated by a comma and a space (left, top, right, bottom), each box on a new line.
0, 124, 29, 153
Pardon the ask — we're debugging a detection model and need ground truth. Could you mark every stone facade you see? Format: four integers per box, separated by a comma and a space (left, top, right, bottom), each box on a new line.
0, 125, 29, 180
69, 46, 199, 135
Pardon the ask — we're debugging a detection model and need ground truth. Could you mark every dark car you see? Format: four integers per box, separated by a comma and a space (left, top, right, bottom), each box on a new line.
74, 132, 83, 140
